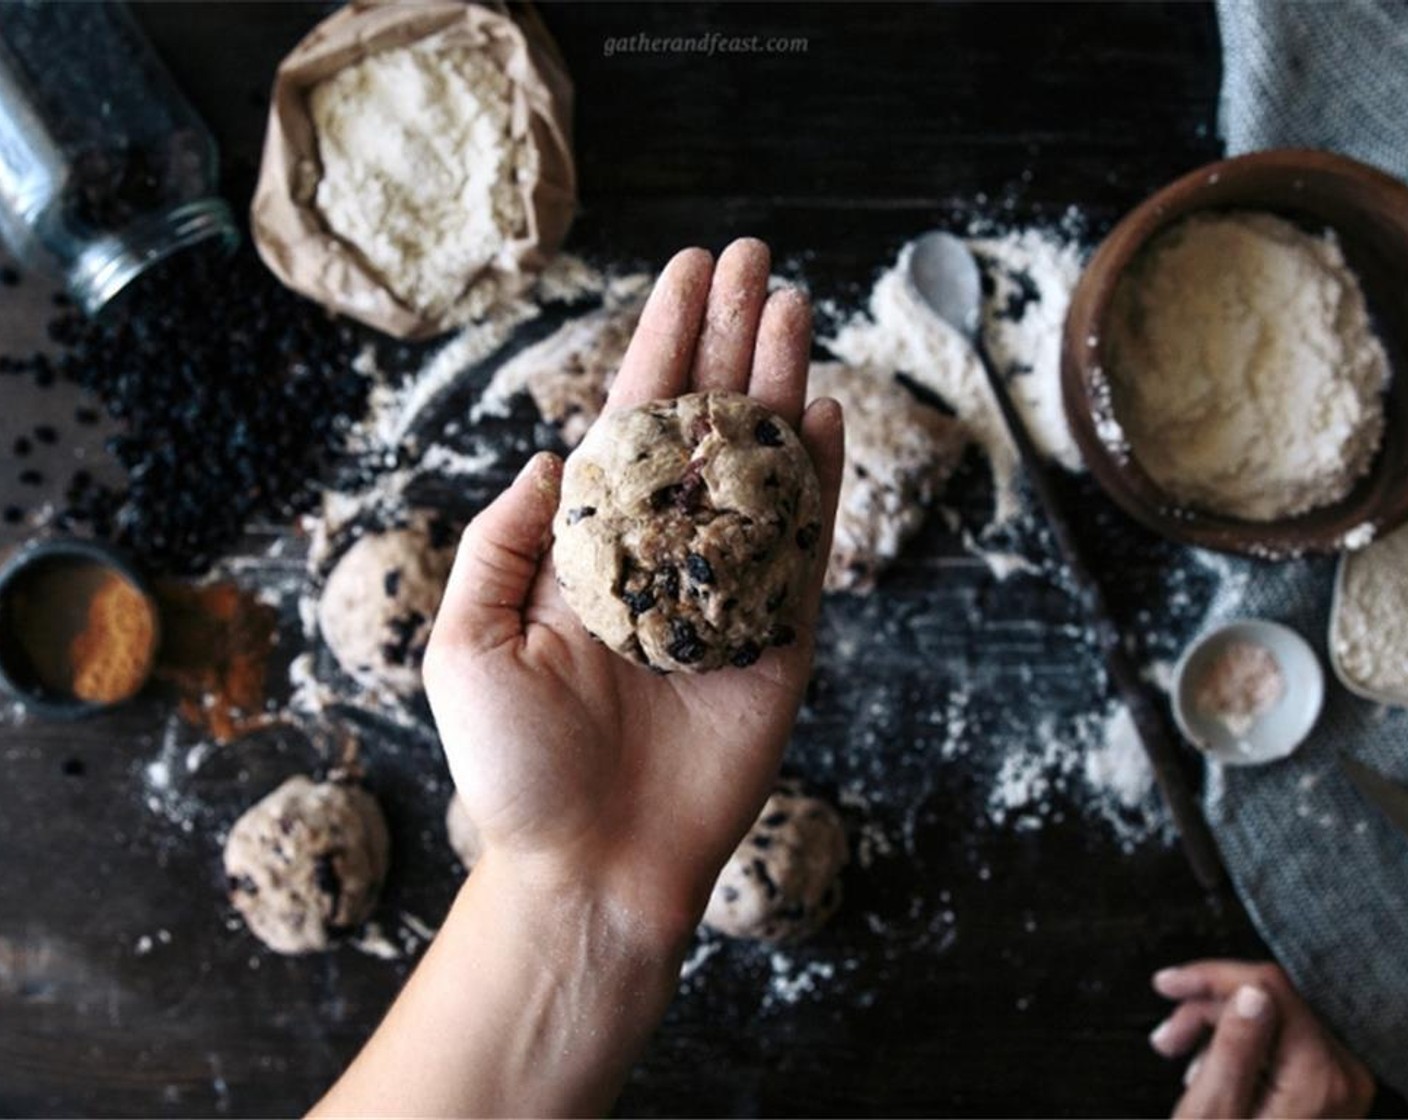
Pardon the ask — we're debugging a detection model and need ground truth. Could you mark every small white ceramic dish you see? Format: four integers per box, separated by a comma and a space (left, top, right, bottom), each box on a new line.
1328, 553, 1408, 707
1172, 618, 1324, 766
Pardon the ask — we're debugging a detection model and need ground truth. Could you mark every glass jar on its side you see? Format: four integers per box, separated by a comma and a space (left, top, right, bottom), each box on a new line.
0, 1, 237, 315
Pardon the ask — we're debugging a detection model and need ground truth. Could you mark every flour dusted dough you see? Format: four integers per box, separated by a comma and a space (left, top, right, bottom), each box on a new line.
488, 296, 645, 447
318, 518, 455, 697
1106, 212, 1389, 521
445, 794, 484, 872
809, 362, 966, 592
703, 783, 847, 943
310, 35, 531, 322
553, 391, 822, 673
224, 776, 390, 955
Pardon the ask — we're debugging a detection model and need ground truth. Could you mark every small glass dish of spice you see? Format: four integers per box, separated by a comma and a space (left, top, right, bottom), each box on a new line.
0, 538, 159, 717
1172, 618, 1323, 766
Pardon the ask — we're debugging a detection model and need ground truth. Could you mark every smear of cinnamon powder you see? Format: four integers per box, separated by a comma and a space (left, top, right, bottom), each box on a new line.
154, 581, 279, 743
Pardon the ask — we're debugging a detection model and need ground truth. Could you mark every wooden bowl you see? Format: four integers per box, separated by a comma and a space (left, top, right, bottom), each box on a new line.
1061, 149, 1408, 557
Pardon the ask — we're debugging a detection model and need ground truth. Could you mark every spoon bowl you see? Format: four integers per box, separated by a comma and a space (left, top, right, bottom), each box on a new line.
906, 230, 983, 337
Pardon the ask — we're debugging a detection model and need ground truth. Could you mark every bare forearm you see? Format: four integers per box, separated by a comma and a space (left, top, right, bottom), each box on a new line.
311, 855, 689, 1118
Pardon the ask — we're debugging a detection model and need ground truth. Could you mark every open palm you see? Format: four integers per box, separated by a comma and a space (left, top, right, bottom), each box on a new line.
425, 239, 843, 932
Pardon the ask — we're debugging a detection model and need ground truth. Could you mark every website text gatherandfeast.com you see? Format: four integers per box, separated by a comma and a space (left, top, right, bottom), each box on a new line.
603, 32, 810, 59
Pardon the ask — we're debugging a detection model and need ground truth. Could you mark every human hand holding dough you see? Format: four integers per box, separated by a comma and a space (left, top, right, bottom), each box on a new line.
423, 239, 844, 933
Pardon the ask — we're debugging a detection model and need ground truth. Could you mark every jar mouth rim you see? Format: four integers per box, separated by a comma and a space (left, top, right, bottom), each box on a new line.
68, 199, 240, 315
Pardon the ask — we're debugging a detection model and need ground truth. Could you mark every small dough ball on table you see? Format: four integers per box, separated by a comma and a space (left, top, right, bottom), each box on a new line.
224, 776, 390, 955
318, 519, 455, 697
809, 362, 967, 593
703, 783, 848, 943
553, 391, 822, 673
445, 794, 484, 872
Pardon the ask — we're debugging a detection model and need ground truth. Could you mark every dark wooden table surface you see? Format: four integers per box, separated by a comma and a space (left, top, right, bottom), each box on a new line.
3, 4, 1399, 1117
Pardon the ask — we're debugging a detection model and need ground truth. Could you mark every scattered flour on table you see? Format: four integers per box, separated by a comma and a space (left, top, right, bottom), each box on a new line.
138, 712, 207, 836
345, 253, 606, 459
1339, 522, 1377, 552
1185, 548, 1253, 628
962, 531, 1040, 582
765, 952, 845, 1008
987, 701, 1166, 853
348, 912, 441, 962
981, 546, 1248, 851
679, 937, 724, 988
473, 271, 652, 435
1083, 706, 1156, 809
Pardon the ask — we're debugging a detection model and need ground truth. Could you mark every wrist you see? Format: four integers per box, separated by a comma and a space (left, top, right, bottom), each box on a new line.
315, 845, 692, 1118
463, 848, 692, 993
474, 842, 703, 962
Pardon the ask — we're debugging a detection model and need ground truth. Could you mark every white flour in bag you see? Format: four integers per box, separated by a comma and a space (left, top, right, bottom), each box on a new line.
311, 35, 534, 322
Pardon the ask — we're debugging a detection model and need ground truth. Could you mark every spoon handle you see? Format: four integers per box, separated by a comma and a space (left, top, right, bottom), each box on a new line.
973, 337, 1228, 893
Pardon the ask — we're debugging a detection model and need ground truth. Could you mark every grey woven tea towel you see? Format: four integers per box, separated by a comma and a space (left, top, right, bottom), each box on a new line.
1217, 0, 1408, 181
1196, 553, 1408, 1097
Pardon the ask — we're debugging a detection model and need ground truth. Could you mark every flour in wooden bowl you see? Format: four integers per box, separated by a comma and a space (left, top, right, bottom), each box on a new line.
1105, 212, 1390, 522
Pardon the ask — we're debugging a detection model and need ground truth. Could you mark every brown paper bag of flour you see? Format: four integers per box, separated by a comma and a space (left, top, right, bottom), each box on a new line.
250, 0, 576, 340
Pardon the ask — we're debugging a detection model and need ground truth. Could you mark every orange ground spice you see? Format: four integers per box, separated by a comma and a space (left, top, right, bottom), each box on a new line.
153, 581, 279, 743
68, 574, 158, 703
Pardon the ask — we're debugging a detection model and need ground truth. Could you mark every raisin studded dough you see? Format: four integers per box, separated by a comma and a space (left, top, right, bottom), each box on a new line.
809, 362, 966, 592
224, 776, 390, 955
553, 391, 822, 673
703, 783, 848, 943
318, 517, 455, 697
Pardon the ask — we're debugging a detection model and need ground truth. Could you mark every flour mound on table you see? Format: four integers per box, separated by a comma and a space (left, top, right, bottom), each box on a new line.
1334, 522, 1408, 698
825, 246, 1016, 520
310, 36, 533, 323
1105, 211, 1389, 521
969, 228, 1085, 470
1082, 706, 1156, 810
824, 227, 1085, 527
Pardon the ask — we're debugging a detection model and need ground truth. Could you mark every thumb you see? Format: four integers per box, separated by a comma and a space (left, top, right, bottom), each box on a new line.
1174, 984, 1276, 1119
430, 452, 562, 655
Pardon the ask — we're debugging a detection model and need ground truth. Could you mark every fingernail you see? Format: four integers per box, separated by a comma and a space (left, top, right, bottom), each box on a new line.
1183, 1054, 1203, 1087
1152, 967, 1184, 994
1233, 984, 1270, 1020
1148, 1018, 1174, 1051
519, 452, 561, 493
